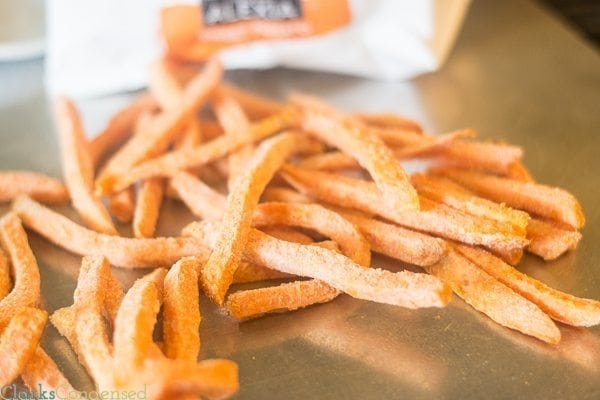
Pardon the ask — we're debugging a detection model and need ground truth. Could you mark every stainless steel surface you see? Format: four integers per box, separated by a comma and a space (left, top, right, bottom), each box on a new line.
1, 0, 600, 398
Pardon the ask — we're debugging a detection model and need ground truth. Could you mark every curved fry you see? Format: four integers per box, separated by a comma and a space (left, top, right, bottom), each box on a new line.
0, 213, 41, 326
0, 171, 69, 204
13, 196, 210, 269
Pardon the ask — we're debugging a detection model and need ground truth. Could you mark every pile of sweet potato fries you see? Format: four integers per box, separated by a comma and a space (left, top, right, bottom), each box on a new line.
0, 57, 598, 399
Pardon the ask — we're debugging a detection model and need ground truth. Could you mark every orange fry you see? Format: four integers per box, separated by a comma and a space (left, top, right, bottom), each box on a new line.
252, 202, 371, 266
456, 245, 600, 327
427, 140, 524, 175
354, 112, 423, 133
281, 166, 527, 263
185, 221, 451, 309
219, 83, 283, 119
411, 173, 530, 235
295, 129, 473, 171
171, 171, 226, 220
297, 151, 361, 171
261, 186, 312, 204
149, 59, 204, 153
174, 118, 203, 150
242, 201, 371, 318
97, 110, 299, 195
109, 188, 136, 223
55, 97, 117, 234
97, 59, 223, 185
0, 171, 69, 204
212, 91, 253, 190
335, 209, 447, 267
526, 218, 582, 260
149, 358, 239, 399
163, 257, 201, 361
89, 93, 159, 166
0, 213, 41, 327
21, 348, 78, 397
13, 196, 210, 269
424, 249, 560, 344
201, 133, 309, 305
390, 129, 476, 156
72, 256, 115, 386
437, 168, 585, 229
261, 226, 314, 245
149, 59, 184, 109
0, 307, 47, 385
505, 162, 534, 182
231, 261, 293, 284
0, 248, 10, 300
292, 93, 419, 211
133, 178, 165, 238
114, 268, 167, 378
226, 280, 339, 320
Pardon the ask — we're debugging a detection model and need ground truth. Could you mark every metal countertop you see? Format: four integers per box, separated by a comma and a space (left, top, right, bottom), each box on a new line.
1, 0, 599, 398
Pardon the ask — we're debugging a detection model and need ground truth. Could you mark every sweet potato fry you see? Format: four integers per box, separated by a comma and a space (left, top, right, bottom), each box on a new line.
292, 93, 419, 211
506, 162, 534, 182
163, 257, 201, 361
219, 83, 283, 119
109, 187, 136, 223
171, 171, 226, 220
281, 166, 527, 263
261, 227, 314, 245
201, 133, 309, 305
125, 175, 299, 284
297, 151, 360, 171
21, 348, 78, 398
423, 249, 561, 344
436, 168, 585, 229
199, 119, 224, 140
97, 59, 222, 186
0, 248, 10, 300
226, 279, 339, 320
184, 221, 451, 309
96, 109, 299, 195
295, 129, 473, 171
13, 195, 210, 269
526, 218, 582, 260
149, 59, 204, 153
149, 59, 184, 109
231, 261, 293, 284
0, 307, 47, 385
426, 140, 524, 175
72, 256, 115, 386
261, 187, 312, 204
456, 245, 600, 327
252, 202, 371, 266
334, 208, 447, 267
89, 93, 158, 166
389, 129, 476, 155
148, 358, 239, 399
241, 201, 371, 318
55, 97, 117, 234
354, 112, 423, 133
133, 178, 165, 238
0, 171, 69, 204
176, 119, 204, 150
411, 173, 530, 235
0, 213, 41, 327
212, 91, 254, 190
114, 268, 167, 377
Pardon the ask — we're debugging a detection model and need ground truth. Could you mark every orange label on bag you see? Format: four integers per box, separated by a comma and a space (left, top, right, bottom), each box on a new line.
161, 0, 351, 61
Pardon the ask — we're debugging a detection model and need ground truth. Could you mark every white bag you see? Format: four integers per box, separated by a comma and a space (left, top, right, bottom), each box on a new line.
46, 0, 471, 97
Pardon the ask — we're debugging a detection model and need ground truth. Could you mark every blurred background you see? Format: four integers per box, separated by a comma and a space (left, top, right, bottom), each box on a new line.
0, 0, 597, 84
